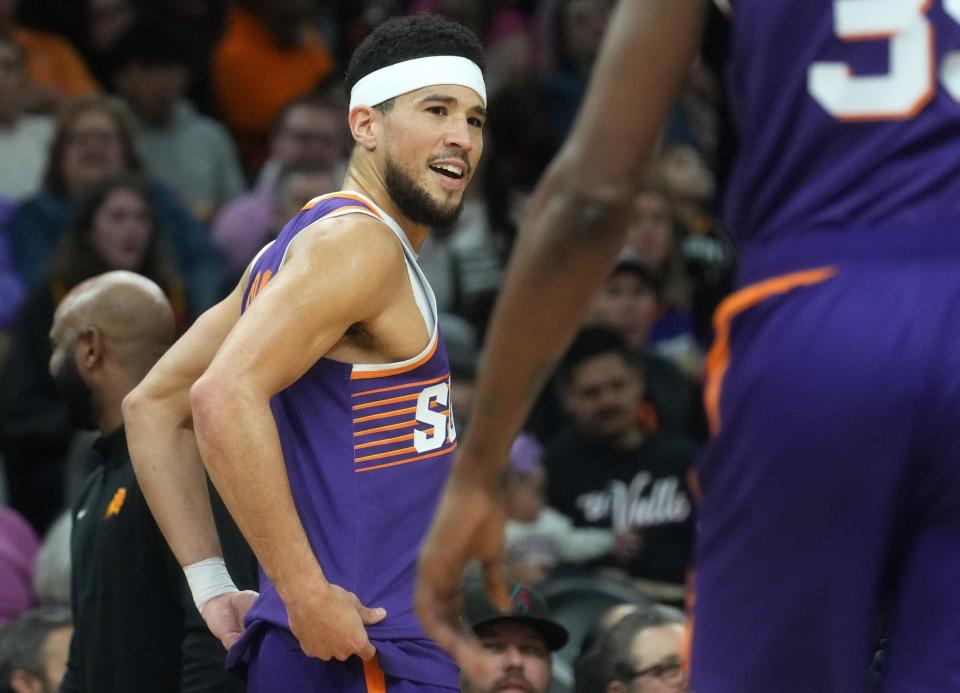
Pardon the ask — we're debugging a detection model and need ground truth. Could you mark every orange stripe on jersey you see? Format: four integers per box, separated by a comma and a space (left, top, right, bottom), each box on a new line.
356, 442, 457, 473
353, 406, 418, 424
354, 419, 418, 438
352, 392, 420, 411
704, 267, 837, 436
300, 192, 383, 218
354, 432, 418, 450
320, 205, 383, 220
352, 373, 449, 398
362, 657, 386, 693
350, 335, 439, 380
355, 445, 418, 464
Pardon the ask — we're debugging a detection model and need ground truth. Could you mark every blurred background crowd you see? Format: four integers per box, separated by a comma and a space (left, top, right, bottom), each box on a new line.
0, 1, 736, 691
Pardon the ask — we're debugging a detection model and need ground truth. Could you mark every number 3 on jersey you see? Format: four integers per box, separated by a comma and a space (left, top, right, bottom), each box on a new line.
809, 0, 960, 120
413, 381, 457, 453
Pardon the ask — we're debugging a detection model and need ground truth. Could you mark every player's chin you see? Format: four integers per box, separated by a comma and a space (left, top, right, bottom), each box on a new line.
426, 189, 465, 218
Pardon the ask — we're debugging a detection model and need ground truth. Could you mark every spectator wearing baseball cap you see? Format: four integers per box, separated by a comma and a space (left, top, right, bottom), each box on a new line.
461, 581, 568, 693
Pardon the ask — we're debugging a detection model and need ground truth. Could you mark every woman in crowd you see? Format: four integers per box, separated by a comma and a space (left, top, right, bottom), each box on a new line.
5, 96, 224, 314
623, 184, 703, 378
1, 174, 187, 535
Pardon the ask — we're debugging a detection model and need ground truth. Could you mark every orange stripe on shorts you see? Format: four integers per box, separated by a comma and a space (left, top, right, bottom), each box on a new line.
363, 657, 386, 693
704, 267, 837, 436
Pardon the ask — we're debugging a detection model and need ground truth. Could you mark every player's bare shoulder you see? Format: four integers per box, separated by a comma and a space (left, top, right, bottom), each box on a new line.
285, 212, 407, 285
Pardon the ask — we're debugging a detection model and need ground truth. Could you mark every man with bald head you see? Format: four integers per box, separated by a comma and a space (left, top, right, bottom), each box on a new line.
49, 271, 245, 693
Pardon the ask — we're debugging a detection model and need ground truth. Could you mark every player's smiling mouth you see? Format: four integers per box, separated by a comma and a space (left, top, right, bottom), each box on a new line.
429, 161, 466, 179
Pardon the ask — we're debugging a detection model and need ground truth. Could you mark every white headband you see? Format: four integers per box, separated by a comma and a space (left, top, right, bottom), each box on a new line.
349, 55, 486, 112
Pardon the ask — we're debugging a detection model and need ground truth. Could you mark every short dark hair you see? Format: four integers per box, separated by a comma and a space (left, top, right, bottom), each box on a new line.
270, 89, 346, 136
344, 14, 486, 112
0, 606, 71, 692
557, 327, 638, 386
110, 15, 196, 72
276, 159, 338, 186
574, 604, 685, 692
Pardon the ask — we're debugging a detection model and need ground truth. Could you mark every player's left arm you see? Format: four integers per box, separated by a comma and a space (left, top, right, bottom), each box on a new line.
189, 216, 405, 662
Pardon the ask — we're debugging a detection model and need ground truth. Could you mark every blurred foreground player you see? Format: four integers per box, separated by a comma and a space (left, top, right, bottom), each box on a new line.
124, 14, 487, 692
417, 1, 960, 690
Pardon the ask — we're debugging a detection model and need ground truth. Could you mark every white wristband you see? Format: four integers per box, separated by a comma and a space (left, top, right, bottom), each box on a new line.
183, 556, 238, 611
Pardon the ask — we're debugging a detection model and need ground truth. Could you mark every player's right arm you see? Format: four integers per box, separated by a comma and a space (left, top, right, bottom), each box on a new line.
416, 0, 707, 677
123, 279, 242, 561
123, 271, 257, 647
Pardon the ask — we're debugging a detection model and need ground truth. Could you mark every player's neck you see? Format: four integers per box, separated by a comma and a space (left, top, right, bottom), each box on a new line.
340, 163, 430, 254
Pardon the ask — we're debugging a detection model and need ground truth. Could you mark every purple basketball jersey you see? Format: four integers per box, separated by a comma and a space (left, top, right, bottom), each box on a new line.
234, 191, 459, 686
722, 0, 960, 268
693, 4, 960, 690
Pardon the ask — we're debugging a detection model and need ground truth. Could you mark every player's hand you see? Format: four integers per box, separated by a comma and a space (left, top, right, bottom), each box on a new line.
201, 590, 259, 649
287, 583, 386, 661
415, 473, 510, 682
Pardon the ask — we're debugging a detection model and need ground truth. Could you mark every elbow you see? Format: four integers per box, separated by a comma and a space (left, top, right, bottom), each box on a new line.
120, 388, 140, 423
541, 157, 638, 244
571, 183, 637, 238
189, 375, 248, 440
121, 385, 151, 428
188, 376, 221, 430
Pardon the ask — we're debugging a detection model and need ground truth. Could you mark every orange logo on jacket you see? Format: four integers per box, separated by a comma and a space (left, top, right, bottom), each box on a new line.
105, 487, 127, 518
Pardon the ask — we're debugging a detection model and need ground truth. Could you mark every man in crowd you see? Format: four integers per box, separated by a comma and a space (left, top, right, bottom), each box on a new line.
461, 581, 568, 693
545, 327, 696, 605
0, 28, 54, 201
0, 606, 71, 693
210, 92, 347, 277
48, 271, 249, 692
111, 15, 246, 222
574, 604, 686, 693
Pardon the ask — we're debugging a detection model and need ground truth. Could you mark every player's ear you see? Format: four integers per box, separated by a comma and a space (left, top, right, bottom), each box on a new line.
349, 105, 380, 152
76, 326, 106, 373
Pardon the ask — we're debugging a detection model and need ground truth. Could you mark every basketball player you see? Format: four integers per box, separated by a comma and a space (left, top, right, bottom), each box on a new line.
416, 1, 960, 691
123, 15, 486, 691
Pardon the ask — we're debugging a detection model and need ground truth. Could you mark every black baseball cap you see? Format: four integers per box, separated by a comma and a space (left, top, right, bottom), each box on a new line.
464, 582, 569, 651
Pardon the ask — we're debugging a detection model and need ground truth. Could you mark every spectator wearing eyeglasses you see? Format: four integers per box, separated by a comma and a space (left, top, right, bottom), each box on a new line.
574, 603, 687, 693
210, 91, 347, 279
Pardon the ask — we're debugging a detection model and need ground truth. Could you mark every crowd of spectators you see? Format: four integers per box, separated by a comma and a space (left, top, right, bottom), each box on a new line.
0, 1, 732, 691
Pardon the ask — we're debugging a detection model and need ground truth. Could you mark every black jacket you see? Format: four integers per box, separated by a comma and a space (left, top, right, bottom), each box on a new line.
60, 427, 248, 693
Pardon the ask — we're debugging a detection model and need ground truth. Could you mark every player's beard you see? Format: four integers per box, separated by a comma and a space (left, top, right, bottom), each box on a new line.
385, 155, 464, 228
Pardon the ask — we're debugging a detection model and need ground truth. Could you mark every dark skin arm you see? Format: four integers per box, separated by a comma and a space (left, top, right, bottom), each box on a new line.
415, 0, 706, 678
